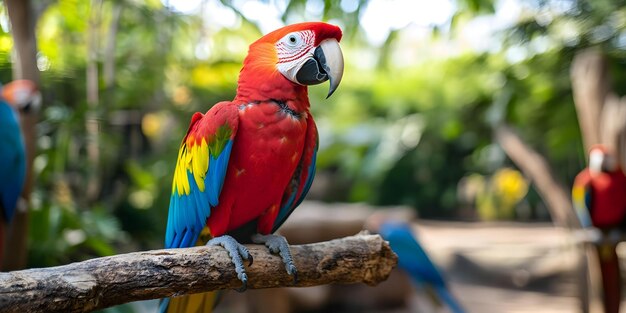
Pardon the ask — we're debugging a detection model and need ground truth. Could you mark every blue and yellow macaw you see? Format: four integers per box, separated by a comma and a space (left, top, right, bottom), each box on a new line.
379, 221, 465, 313
0, 79, 39, 268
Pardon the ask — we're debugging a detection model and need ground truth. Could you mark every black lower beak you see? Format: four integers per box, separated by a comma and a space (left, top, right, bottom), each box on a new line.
295, 46, 328, 85
294, 39, 343, 98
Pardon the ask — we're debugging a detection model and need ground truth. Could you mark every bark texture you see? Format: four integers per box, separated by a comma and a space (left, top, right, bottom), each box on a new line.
0, 234, 397, 313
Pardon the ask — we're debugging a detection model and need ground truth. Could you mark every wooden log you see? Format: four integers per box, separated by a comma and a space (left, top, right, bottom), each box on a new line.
0, 234, 397, 313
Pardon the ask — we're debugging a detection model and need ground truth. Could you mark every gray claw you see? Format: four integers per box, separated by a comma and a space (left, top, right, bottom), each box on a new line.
235, 275, 248, 293
288, 264, 298, 284
207, 235, 252, 291
252, 234, 298, 284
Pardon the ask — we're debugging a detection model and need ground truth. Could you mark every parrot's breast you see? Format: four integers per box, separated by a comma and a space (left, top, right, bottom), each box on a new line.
590, 171, 626, 228
208, 100, 308, 235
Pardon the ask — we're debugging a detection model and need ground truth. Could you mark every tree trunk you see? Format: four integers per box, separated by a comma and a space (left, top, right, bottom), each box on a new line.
3, 0, 40, 271
571, 49, 610, 154
85, 0, 102, 203
494, 125, 579, 228
103, 3, 121, 91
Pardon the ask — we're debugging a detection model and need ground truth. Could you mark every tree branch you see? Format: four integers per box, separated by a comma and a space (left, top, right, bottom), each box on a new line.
571, 49, 610, 154
85, 0, 103, 203
495, 125, 580, 228
0, 234, 397, 313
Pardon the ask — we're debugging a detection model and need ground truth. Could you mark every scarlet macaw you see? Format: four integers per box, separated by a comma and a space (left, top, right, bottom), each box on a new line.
0, 80, 39, 268
572, 144, 626, 313
160, 22, 344, 313
379, 221, 465, 313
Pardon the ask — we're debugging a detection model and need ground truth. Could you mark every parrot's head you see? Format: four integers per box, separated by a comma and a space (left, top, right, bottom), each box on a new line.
238, 22, 344, 101
2, 79, 41, 112
589, 144, 617, 175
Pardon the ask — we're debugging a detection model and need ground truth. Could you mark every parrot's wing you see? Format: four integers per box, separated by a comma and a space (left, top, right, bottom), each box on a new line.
0, 101, 25, 222
380, 222, 447, 286
272, 116, 318, 233
380, 221, 465, 313
572, 171, 593, 228
165, 102, 239, 249
433, 285, 465, 313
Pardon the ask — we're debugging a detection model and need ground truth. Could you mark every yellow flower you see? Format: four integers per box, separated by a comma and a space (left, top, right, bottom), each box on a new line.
142, 112, 163, 139
492, 167, 529, 204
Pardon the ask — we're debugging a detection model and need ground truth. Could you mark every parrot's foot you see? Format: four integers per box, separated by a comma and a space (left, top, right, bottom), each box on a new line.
206, 235, 253, 292
252, 234, 298, 284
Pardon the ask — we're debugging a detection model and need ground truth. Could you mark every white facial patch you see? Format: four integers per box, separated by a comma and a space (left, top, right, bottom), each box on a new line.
589, 149, 604, 174
276, 30, 315, 84
11, 88, 41, 110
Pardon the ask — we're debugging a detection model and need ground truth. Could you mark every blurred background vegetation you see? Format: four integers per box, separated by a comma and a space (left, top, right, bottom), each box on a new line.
2, 0, 625, 270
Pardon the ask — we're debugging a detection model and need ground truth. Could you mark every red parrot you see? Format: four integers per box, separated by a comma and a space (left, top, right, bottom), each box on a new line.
160, 22, 344, 313
572, 144, 626, 313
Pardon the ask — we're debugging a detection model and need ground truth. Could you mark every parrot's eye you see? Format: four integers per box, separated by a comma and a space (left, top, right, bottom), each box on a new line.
284, 33, 302, 48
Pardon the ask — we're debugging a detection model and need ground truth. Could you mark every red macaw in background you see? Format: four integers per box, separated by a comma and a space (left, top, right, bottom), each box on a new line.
572, 144, 626, 313
0, 80, 40, 269
160, 22, 344, 313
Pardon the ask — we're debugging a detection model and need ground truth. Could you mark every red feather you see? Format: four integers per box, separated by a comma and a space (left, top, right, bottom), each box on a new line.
206, 99, 310, 236
574, 168, 626, 228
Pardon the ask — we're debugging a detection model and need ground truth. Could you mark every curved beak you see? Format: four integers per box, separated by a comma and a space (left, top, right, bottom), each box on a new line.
295, 38, 344, 98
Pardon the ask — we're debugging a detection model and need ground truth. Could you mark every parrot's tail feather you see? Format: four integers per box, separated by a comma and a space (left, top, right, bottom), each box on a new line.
161, 292, 219, 313
598, 245, 621, 313
0, 222, 4, 269
158, 298, 170, 313
435, 286, 465, 313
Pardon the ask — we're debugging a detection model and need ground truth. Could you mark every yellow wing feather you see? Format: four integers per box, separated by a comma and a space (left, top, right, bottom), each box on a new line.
173, 136, 211, 196
191, 138, 209, 191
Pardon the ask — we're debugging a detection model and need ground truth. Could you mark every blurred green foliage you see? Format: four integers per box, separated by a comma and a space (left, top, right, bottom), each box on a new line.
2, 0, 626, 268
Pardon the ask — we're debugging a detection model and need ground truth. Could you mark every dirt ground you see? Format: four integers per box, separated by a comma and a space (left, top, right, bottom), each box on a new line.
416, 221, 582, 313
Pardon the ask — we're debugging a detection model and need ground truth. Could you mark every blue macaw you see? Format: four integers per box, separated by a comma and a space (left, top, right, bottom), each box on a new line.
0, 79, 38, 267
0, 94, 24, 223
379, 221, 465, 313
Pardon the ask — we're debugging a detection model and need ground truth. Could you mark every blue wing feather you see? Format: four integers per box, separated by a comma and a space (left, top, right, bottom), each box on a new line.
434, 285, 465, 313
294, 151, 316, 209
272, 145, 317, 233
380, 221, 465, 313
0, 101, 25, 222
585, 189, 592, 212
165, 138, 234, 249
